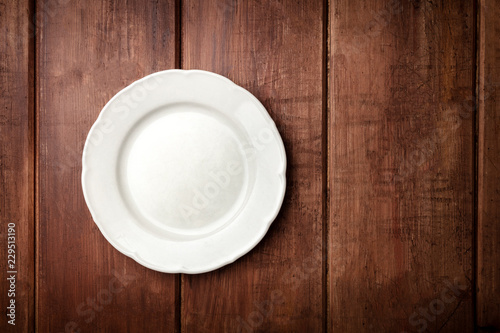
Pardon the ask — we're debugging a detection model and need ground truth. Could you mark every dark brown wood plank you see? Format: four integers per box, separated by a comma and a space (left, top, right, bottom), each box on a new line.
329, 1, 475, 332
181, 1, 324, 332
477, 0, 500, 329
0, 0, 35, 332
36, 1, 178, 332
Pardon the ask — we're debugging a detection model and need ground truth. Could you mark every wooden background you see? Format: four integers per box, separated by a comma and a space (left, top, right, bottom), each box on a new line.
1, 0, 499, 332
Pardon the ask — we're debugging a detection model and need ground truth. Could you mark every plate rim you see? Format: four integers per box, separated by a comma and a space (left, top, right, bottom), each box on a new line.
81, 69, 287, 274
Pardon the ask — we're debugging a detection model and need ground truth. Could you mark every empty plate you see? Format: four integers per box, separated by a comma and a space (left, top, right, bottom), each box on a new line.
82, 70, 286, 273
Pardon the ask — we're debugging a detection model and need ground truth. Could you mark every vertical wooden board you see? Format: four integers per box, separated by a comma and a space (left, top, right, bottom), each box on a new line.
182, 1, 324, 332
37, 1, 178, 332
477, 0, 500, 328
329, 1, 474, 332
0, 0, 34, 331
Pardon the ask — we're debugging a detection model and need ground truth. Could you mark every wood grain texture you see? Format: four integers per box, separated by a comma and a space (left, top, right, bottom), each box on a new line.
3, 0, 499, 331
329, 1, 475, 332
181, 0, 325, 332
477, 0, 500, 329
0, 0, 35, 332
36, 0, 179, 332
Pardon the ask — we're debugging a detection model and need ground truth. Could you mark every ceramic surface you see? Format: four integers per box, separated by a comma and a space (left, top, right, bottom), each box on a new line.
82, 70, 286, 273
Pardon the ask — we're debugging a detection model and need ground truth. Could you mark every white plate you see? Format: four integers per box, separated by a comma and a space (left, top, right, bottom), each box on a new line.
82, 70, 286, 273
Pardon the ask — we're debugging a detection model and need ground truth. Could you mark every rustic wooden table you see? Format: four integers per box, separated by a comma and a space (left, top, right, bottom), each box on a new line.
1, 0, 499, 332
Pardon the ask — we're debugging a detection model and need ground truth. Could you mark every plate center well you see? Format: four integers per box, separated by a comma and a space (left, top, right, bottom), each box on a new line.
121, 103, 249, 237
